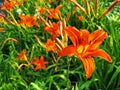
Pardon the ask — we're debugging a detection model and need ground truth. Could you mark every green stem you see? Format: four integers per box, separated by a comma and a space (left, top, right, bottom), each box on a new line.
8, 11, 20, 27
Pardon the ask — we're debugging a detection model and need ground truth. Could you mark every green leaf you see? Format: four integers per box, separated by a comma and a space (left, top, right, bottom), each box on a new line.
79, 79, 94, 90
107, 66, 120, 88
30, 82, 43, 90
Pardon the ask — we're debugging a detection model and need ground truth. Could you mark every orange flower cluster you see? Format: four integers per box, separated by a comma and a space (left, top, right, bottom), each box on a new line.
17, 50, 48, 71
0, 0, 113, 79
1, 0, 26, 11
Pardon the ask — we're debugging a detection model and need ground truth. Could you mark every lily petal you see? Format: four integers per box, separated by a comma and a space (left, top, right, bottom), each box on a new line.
89, 30, 108, 44
64, 26, 81, 46
80, 29, 90, 38
91, 49, 112, 62
89, 41, 102, 50
79, 56, 95, 78
80, 29, 90, 44
58, 45, 76, 56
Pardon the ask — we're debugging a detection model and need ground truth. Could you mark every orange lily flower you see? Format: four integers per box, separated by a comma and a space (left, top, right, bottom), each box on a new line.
58, 26, 112, 78
44, 21, 61, 40
32, 56, 48, 71
17, 50, 28, 61
1, 0, 15, 11
45, 39, 57, 52
18, 14, 40, 28
1, 0, 25, 11
48, 5, 62, 20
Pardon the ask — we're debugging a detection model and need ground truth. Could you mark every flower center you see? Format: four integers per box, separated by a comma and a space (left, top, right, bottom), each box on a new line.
77, 45, 89, 54
77, 45, 84, 54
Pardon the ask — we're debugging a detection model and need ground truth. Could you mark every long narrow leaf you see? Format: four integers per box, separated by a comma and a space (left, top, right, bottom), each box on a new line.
107, 66, 120, 88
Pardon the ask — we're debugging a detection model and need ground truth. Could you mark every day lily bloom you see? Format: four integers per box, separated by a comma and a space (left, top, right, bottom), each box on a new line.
32, 56, 48, 71
1, 0, 25, 11
58, 26, 112, 78
45, 39, 57, 52
18, 14, 40, 28
48, 5, 62, 20
17, 50, 28, 61
1, 0, 15, 11
44, 21, 61, 40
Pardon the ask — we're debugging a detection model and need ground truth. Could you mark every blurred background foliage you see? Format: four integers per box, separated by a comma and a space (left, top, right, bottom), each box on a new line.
0, 0, 120, 90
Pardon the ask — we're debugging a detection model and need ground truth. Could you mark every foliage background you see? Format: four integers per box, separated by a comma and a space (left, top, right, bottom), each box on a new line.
0, 0, 120, 90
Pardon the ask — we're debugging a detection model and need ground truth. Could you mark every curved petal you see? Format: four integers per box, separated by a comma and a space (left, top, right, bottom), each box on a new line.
34, 66, 40, 71
79, 56, 95, 78
89, 30, 108, 44
89, 41, 102, 50
80, 29, 90, 38
91, 49, 112, 62
80, 29, 90, 44
58, 45, 77, 56
64, 26, 81, 46
32, 58, 39, 65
